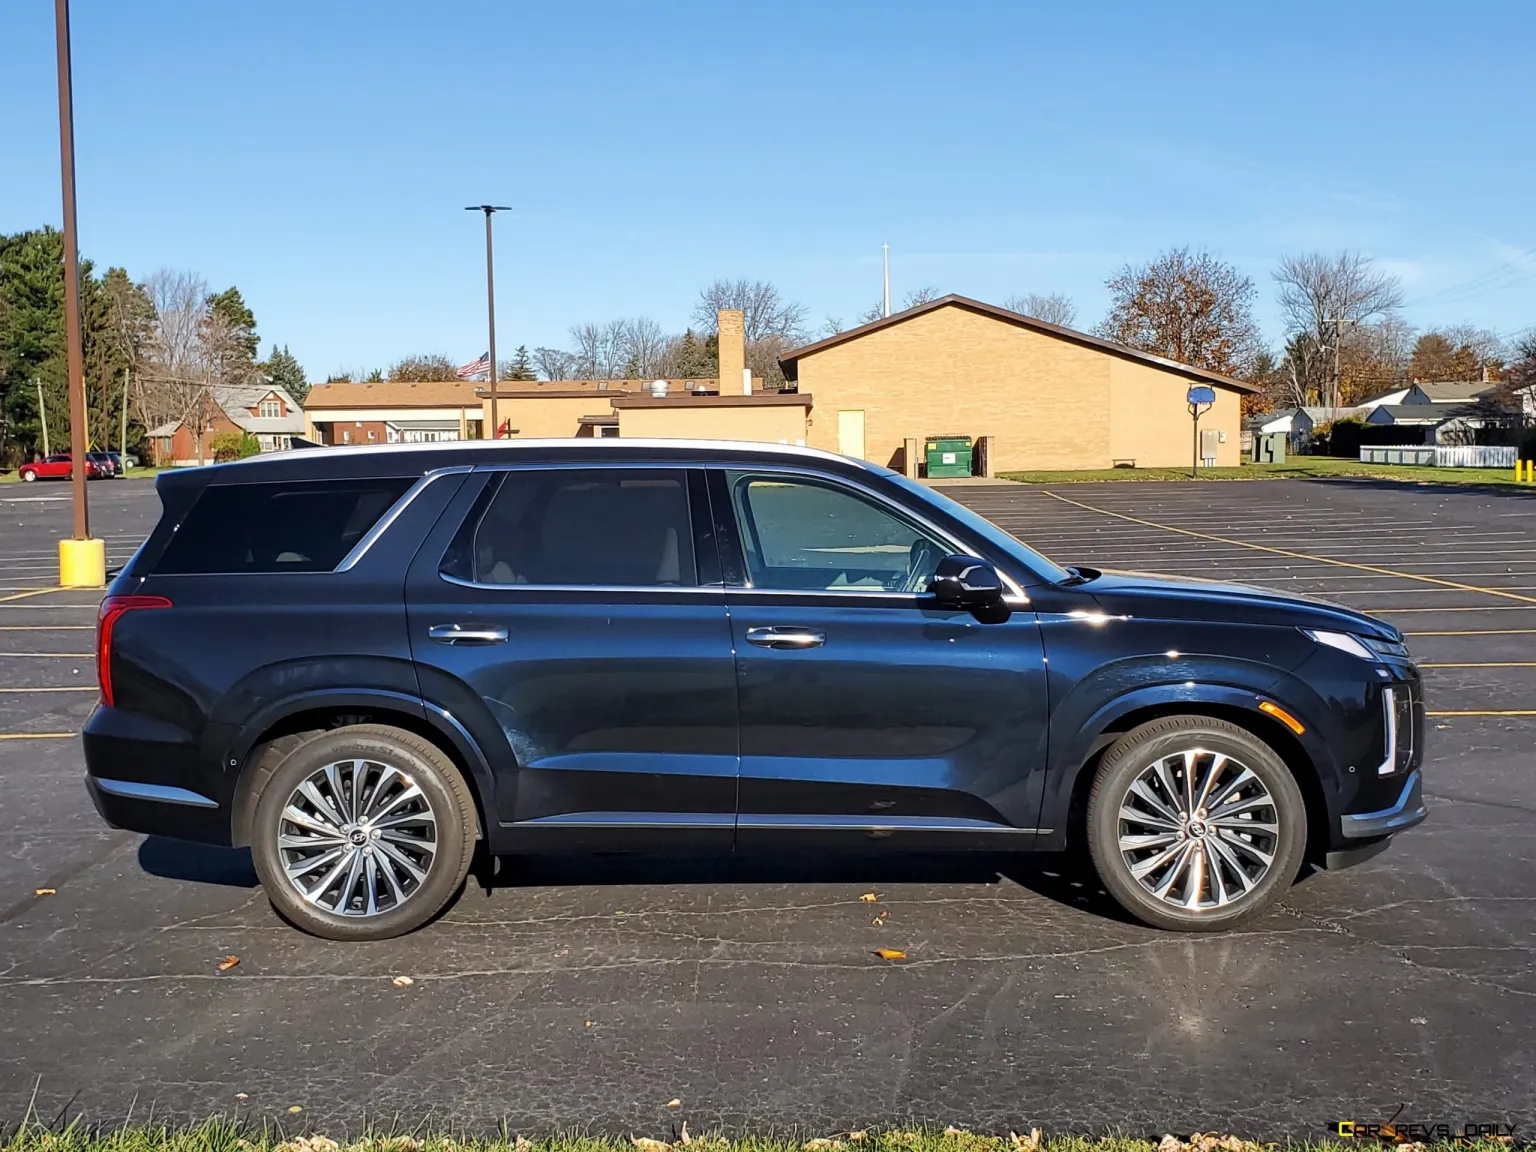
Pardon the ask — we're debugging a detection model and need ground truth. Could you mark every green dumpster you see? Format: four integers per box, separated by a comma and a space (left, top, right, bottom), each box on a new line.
925, 435, 973, 479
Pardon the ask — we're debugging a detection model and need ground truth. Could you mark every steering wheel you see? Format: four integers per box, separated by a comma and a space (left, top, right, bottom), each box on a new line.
901, 538, 945, 593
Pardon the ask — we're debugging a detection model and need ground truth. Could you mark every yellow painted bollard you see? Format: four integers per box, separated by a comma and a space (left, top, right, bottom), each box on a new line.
58, 537, 106, 588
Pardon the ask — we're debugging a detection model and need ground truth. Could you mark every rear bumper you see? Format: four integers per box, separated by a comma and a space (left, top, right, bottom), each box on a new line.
82, 705, 232, 846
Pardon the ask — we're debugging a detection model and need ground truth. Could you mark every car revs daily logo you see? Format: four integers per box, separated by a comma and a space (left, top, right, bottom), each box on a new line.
1335, 1109, 1519, 1143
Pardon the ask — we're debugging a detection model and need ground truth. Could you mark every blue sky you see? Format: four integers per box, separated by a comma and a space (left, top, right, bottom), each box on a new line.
4, 0, 1534, 378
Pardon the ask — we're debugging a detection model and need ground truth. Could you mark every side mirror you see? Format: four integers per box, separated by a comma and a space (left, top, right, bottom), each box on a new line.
927, 555, 1006, 610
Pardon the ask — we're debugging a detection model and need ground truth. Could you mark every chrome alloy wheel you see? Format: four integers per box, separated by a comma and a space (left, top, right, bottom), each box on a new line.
277, 758, 438, 916
1116, 748, 1280, 912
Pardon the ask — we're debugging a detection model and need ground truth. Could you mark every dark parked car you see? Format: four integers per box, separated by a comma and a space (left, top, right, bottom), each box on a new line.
87, 451, 120, 478
84, 441, 1425, 939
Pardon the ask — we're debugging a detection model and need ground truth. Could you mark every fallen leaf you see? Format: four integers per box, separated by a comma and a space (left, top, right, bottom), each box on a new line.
872, 948, 906, 961
848, 1132, 867, 1144
631, 1138, 670, 1152
1009, 1131, 1042, 1151
859, 892, 878, 903
391, 975, 414, 987
944, 1127, 968, 1137
585, 1020, 596, 1028
666, 1098, 682, 1108
234, 1093, 249, 1102
871, 910, 888, 927
513, 1139, 532, 1151
805, 1140, 843, 1150
1410, 1016, 1427, 1024
34, 888, 55, 897
680, 1123, 691, 1146
217, 955, 240, 972
287, 1105, 303, 1114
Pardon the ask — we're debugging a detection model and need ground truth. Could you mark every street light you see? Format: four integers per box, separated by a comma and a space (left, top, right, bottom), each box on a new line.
466, 205, 511, 440
54, 0, 103, 587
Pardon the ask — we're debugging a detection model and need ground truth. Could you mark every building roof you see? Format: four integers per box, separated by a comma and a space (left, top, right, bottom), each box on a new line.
777, 294, 1259, 393
1365, 403, 1477, 426
304, 380, 485, 410
607, 392, 812, 409
480, 378, 755, 399
1415, 380, 1496, 403
1355, 387, 1411, 408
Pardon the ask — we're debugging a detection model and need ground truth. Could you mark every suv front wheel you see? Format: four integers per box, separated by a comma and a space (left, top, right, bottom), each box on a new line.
250, 724, 477, 940
1086, 715, 1306, 931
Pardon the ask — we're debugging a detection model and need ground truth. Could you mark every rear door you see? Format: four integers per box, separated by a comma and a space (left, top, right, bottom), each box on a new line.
405, 465, 739, 850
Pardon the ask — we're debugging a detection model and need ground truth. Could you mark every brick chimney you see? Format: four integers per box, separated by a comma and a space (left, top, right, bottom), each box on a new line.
717, 309, 746, 395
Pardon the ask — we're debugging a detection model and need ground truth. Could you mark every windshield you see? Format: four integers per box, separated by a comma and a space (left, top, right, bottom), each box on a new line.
885, 474, 1074, 585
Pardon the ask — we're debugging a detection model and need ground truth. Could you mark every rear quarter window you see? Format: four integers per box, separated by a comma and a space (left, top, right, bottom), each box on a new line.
153, 477, 416, 574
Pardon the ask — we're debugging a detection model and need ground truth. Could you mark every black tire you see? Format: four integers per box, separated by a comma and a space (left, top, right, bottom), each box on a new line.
1085, 715, 1306, 932
249, 723, 477, 941
19, 469, 35, 482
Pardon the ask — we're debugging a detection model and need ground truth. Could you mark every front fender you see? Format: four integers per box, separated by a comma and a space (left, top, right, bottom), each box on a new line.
1035, 657, 1338, 848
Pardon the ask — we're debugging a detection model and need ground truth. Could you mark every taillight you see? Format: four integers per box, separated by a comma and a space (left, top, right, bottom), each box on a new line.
96, 595, 171, 707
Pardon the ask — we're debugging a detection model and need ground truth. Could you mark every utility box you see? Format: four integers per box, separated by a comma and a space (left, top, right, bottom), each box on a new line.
1200, 428, 1220, 468
925, 435, 973, 478
1253, 431, 1286, 464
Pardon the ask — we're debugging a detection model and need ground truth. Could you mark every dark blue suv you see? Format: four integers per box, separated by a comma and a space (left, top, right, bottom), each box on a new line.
84, 440, 1425, 939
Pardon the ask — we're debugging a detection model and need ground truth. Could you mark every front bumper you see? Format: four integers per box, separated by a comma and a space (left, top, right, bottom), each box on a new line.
1339, 768, 1426, 840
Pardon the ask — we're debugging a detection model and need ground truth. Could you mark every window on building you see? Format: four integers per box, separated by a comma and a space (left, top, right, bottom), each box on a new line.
726, 472, 947, 593
154, 477, 417, 574
441, 469, 695, 588
258, 399, 283, 419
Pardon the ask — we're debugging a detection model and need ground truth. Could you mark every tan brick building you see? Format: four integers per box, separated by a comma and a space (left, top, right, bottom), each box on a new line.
779, 295, 1254, 473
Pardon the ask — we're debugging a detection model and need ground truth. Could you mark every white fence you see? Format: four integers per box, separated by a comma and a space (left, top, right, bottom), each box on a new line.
1360, 445, 1517, 468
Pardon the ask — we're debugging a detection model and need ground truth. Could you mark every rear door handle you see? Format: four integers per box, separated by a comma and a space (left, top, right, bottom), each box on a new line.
428, 623, 508, 645
744, 626, 825, 650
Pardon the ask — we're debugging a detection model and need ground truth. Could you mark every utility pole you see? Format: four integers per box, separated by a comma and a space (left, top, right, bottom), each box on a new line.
882, 243, 890, 319
120, 365, 130, 462
54, 0, 102, 585
466, 205, 510, 439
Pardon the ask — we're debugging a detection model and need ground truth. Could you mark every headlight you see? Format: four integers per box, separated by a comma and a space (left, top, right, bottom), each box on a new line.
1303, 629, 1410, 661
1304, 630, 1375, 660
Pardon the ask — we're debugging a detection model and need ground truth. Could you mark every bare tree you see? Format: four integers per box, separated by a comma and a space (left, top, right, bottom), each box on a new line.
1274, 252, 1403, 410
822, 316, 846, 336
1004, 292, 1077, 328
693, 278, 807, 344
138, 269, 211, 444
1096, 247, 1262, 378
903, 286, 941, 308
622, 317, 669, 378
533, 346, 575, 381
386, 354, 459, 382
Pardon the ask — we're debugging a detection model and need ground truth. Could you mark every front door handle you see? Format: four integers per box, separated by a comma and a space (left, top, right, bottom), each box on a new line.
428, 623, 508, 645
744, 626, 825, 650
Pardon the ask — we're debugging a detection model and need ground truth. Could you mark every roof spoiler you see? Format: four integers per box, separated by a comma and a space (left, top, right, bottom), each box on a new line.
288, 436, 323, 450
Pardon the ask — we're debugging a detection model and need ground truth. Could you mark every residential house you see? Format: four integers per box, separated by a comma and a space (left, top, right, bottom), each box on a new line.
147, 383, 306, 466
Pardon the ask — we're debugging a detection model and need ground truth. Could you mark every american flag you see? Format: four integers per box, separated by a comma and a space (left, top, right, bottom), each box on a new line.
455, 351, 491, 380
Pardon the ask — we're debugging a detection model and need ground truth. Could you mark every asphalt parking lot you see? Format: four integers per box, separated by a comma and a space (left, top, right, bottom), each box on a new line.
1, 475, 1533, 1136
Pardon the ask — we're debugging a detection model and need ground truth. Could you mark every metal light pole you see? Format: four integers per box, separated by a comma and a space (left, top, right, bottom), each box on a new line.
54, 0, 103, 585
466, 205, 510, 439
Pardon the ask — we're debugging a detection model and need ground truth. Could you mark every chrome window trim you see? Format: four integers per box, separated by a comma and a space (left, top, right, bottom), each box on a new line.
444, 459, 1030, 604
721, 464, 1031, 604
335, 465, 474, 572
92, 777, 218, 809
736, 814, 1040, 834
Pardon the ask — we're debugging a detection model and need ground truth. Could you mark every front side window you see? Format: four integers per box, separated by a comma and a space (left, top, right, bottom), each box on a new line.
726, 472, 948, 593
154, 477, 416, 574
442, 468, 696, 588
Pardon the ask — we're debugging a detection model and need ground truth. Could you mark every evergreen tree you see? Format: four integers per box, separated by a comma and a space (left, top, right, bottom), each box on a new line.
506, 345, 536, 380
207, 287, 259, 363
263, 344, 309, 403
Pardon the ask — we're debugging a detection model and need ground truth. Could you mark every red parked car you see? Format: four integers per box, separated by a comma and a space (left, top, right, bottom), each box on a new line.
16, 454, 108, 482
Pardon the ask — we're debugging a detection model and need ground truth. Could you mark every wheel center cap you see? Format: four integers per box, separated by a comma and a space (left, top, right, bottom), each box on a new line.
1187, 819, 1208, 838
348, 828, 368, 847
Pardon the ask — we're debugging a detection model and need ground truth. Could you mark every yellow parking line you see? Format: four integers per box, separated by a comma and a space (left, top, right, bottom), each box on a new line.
1406, 629, 1536, 636
1377, 605, 1536, 614
1428, 710, 1536, 717
0, 588, 61, 604
0, 732, 76, 740
1042, 491, 1536, 604
1420, 662, 1536, 668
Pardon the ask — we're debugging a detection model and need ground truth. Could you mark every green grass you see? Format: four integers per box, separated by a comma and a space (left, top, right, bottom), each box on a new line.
0, 1120, 1520, 1152
998, 458, 1529, 487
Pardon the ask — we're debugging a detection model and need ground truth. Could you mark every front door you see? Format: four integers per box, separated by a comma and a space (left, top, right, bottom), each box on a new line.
710, 469, 1049, 850
406, 466, 738, 849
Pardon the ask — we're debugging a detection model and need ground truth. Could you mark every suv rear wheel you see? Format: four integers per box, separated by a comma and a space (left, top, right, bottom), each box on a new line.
1086, 715, 1306, 931
250, 724, 477, 940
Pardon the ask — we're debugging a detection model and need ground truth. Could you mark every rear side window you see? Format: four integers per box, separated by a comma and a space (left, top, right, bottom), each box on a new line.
154, 477, 416, 574
440, 468, 696, 587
